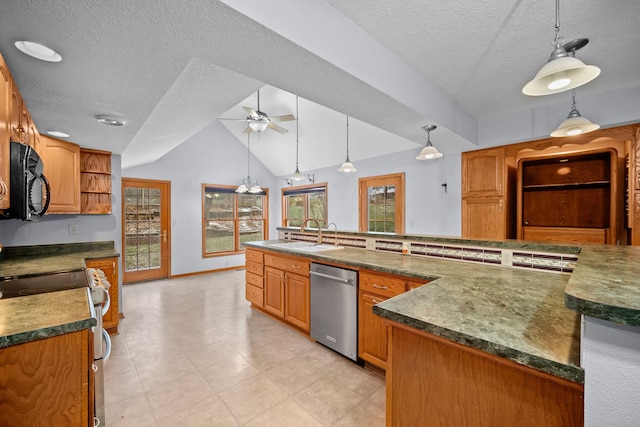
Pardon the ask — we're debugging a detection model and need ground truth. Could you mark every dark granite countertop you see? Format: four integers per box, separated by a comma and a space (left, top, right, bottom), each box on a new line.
244, 240, 583, 383
0, 287, 96, 348
0, 241, 119, 280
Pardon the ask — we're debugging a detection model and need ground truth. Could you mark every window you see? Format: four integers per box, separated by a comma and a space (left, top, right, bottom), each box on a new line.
282, 183, 327, 228
202, 184, 268, 256
359, 173, 405, 233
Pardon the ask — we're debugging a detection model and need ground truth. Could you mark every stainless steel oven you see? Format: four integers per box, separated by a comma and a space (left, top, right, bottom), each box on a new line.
86, 267, 112, 427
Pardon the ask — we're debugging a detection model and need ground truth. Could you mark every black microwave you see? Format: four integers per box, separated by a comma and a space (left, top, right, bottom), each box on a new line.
1, 142, 50, 221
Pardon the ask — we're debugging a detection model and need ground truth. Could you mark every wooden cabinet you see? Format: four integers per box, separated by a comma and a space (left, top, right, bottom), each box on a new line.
462, 147, 505, 198
517, 151, 617, 244
0, 329, 94, 426
385, 323, 583, 427
80, 148, 112, 214
461, 146, 514, 239
245, 249, 264, 308
358, 270, 429, 369
40, 135, 81, 214
9, 78, 28, 145
260, 251, 311, 333
86, 257, 120, 334
629, 127, 640, 245
0, 52, 10, 210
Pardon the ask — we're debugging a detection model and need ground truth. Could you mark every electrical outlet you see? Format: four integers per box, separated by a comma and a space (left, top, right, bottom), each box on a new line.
501, 249, 513, 266
68, 224, 79, 235
365, 238, 375, 251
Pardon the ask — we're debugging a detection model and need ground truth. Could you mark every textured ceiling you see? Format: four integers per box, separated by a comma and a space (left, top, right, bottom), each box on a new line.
0, 0, 638, 175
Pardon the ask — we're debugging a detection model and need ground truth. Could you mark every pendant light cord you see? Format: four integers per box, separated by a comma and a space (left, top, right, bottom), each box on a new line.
553, 0, 562, 46
296, 96, 300, 169
346, 116, 350, 160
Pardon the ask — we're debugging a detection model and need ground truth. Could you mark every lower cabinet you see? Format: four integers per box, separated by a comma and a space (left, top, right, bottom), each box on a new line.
358, 270, 430, 370
86, 257, 119, 334
386, 323, 584, 426
259, 251, 311, 333
0, 329, 94, 426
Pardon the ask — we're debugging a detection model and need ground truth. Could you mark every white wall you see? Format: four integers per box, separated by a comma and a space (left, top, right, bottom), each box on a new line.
582, 316, 640, 426
273, 149, 462, 237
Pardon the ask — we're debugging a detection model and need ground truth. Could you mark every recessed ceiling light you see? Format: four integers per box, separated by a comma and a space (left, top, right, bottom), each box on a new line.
14, 41, 62, 62
96, 115, 126, 126
46, 131, 70, 138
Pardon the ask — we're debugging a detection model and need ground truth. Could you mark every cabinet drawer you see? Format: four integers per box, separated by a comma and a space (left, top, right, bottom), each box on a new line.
264, 253, 310, 276
360, 271, 406, 298
246, 283, 264, 306
246, 261, 263, 276
245, 249, 263, 264
246, 272, 263, 288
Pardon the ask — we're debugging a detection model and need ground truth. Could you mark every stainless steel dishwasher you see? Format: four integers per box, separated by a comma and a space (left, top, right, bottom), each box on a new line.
310, 263, 359, 362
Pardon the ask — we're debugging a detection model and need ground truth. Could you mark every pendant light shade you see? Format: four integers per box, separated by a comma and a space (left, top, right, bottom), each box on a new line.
550, 90, 599, 137
338, 116, 357, 173
236, 133, 262, 193
416, 125, 443, 160
522, 0, 600, 96
291, 96, 306, 181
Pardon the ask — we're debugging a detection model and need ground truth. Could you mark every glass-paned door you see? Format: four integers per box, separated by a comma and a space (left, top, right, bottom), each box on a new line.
359, 173, 405, 233
122, 178, 170, 283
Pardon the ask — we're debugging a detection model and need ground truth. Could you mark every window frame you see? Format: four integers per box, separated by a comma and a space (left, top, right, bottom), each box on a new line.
202, 184, 269, 257
281, 182, 328, 228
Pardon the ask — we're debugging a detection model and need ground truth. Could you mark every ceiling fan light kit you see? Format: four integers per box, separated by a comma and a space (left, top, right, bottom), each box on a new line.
221, 90, 295, 135
416, 125, 443, 160
522, 0, 600, 96
338, 116, 357, 173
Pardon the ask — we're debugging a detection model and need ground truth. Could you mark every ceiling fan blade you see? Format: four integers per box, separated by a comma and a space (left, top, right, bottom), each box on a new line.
269, 114, 296, 122
219, 117, 249, 122
267, 122, 289, 134
243, 107, 259, 119
242, 126, 254, 134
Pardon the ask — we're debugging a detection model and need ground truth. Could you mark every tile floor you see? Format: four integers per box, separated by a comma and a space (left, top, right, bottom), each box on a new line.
104, 269, 386, 426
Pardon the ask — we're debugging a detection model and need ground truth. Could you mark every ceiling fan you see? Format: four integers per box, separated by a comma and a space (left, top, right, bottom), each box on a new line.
220, 90, 295, 134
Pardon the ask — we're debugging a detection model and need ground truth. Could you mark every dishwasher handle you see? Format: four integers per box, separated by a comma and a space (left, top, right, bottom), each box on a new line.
310, 270, 353, 285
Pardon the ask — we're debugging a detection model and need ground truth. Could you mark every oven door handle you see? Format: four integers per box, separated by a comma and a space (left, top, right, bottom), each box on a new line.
102, 328, 112, 364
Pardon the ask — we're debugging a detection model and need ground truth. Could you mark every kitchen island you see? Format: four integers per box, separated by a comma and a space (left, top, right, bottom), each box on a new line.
246, 232, 640, 426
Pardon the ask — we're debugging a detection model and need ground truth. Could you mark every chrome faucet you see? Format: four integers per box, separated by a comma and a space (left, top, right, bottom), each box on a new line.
327, 223, 339, 246
300, 218, 322, 244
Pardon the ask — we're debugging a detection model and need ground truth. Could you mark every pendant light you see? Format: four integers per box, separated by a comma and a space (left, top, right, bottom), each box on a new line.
416, 125, 443, 160
522, 0, 600, 96
290, 96, 305, 181
338, 116, 357, 173
236, 133, 262, 194
550, 89, 599, 137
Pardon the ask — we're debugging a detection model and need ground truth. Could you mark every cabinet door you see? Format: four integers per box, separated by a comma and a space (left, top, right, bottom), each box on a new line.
284, 272, 310, 332
358, 291, 390, 369
9, 79, 27, 144
462, 197, 507, 239
86, 257, 119, 334
264, 267, 285, 319
462, 147, 505, 197
0, 53, 9, 210
40, 135, 81, 213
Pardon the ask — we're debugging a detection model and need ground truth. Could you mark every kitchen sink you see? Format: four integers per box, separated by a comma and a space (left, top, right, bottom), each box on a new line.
270, 241, 343, 252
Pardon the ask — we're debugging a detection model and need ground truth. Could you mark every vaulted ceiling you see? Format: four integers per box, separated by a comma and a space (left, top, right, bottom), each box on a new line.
1, 0, 638, 175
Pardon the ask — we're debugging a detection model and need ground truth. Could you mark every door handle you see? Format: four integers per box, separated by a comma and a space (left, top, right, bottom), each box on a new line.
163, 230, 167, 243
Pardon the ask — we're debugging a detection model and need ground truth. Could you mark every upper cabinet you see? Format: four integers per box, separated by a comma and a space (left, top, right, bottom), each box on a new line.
0, 53, 10, 210
40, 135, 81, 214
80, 149, 112, 214
462, 147, 506, 198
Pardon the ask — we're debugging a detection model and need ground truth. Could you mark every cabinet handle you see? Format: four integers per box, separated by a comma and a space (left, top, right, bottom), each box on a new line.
372, 284, 388, 290
163, 230, 167, 243
291, 264, 301, 269
270, 258, 277, 263
499, 199, 503, 212
372, 298, 382, 304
